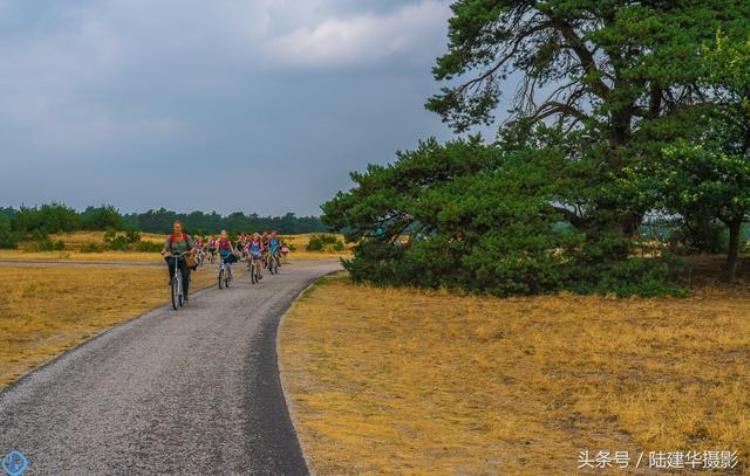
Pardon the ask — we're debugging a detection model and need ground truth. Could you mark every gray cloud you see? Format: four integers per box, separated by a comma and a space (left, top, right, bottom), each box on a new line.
0, 0, 455, 215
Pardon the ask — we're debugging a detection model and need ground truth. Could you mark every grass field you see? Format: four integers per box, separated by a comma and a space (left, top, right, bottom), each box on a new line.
49, 230, 165, 249
279, 274, 750, 475
0, 264, 227, 388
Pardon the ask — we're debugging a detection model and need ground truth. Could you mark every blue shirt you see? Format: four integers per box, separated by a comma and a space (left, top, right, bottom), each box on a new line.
269, 238, 280, 252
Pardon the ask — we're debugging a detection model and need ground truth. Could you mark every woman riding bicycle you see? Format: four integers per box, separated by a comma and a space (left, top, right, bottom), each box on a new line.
247, 233, 264, 280
218, 230, 238, 265
161, 221, 196, 301
207, 235, 218, 261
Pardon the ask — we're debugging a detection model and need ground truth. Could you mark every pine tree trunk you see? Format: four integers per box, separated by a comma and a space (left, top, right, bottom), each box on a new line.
723, 219, 743, 283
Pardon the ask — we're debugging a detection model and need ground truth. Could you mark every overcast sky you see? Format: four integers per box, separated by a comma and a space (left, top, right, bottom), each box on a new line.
0, 0, 463, 216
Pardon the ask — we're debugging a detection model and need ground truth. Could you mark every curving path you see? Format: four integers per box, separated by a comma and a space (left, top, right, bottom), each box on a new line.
0, 259, 341, 474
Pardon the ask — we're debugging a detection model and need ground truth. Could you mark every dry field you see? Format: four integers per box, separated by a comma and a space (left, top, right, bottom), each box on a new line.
0, 264, 225, 388
49, 230, 165, 249
0, 232, 350, 263
280, 274, 750, 475
0, 250, 165, 263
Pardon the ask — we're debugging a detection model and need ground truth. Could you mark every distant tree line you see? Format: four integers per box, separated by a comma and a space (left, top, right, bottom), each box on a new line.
0, 203, 327, 248
121, 208, 327, 235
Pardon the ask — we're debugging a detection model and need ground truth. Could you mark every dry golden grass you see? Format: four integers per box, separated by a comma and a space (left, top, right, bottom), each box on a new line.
280, 274, 750, 475
0, 232, 350, 263
0, 249, 165, 263
0, 264, 223, 388
49, 230, 164, 249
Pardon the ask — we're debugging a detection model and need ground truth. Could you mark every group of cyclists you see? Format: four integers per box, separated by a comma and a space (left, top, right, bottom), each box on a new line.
161, 220, 289, 302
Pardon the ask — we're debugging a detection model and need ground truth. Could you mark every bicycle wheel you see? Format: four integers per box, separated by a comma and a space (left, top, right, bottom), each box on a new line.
218, 268, 225, 289
171, 277, 180, 310
225, 268, 232, 288
251, 263, 257, 284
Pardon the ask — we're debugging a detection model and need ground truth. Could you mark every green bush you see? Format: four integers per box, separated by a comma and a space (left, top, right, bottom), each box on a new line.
103, 228, 144, 251
108, 236, 130, 251
125, 229, 142, 244
29, 237, 65, 252
306, 237, 324, 251
305, 234, 344, 252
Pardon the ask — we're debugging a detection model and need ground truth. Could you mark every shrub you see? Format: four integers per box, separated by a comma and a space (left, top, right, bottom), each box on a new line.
27, 236, 65, 252
108, 236, 130, 251
306, 234, 345, 252
306, 236, 324, 251
103, 228, 143, 251
125, 229, 141, 244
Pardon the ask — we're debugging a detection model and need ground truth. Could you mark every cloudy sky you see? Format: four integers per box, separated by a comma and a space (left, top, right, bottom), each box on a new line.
0, 0, 461, 216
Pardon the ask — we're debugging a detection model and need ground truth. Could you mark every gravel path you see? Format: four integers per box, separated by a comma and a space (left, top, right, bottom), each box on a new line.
0, 259, 341, 475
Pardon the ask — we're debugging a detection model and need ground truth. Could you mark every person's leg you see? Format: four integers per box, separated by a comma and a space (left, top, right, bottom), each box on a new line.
165, 256, 176, 283
179, 259, 191, 299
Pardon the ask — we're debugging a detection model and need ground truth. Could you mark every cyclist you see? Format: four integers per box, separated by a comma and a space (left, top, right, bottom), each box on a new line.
237, 233, 249, 259
161, 221, 196, 301
194, 235, 206, 266
218, 230, 238, 265
280, 239, 290, 263
268, 231, 282, 269
246, 232, 264, 280
260, 232, 270, 265
207, 235, 218, 262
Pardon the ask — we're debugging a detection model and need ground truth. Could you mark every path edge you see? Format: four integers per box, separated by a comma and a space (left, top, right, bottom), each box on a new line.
276, 271, 341, 476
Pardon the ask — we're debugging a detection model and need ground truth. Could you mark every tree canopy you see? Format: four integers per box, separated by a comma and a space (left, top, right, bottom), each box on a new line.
323, 0, 750, 292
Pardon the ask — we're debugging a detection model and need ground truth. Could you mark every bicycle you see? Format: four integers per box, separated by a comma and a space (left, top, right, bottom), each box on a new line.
167, 252, 190, 310
218, 254, 234, 289
248, 253, 263, 284
267, 250, 280, 275
196, 248, 206, 267
208, 248, 216, 264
